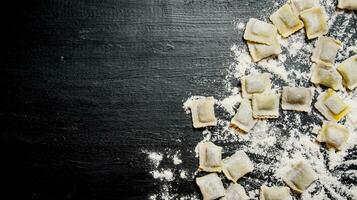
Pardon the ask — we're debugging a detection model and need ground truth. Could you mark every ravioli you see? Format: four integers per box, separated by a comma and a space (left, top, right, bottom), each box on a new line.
196, 173, 225, 200
260, 185, 292, 200
270, 4, 304, 37
222, 150, 254, 183
231, 99, 257, 133
241, 73, 272, 99
252, 93, 280, 119
244, 18, 277, 45
282, 87, 314, 112
315, 89, 350, 122
282, 161, 317, 193
247, 37, 282, 62
300, 7, 328, 39
317, 121, 349, 150
311, 36, 342, 67
311, 64, 343, 90
337, 55, 357, 90
198, 142, 222, 172
221, 183, 249, 200
290, 0, 318, 15
191, 97, 217, 128
338, 0, 357, 10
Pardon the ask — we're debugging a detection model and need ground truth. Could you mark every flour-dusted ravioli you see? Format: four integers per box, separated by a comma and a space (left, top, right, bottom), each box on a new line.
222, 150, 254, 183
252, 92, 280, 119
290, 0, 319, 15
247, 38, 282, 62
315, 89, 350, 122
311, 64, 343, 90
191, 97, 217, 128
282, 87, 314, 112
231, 99, 257, 133
241, 73, 272, 99
270, 4, 304, 37
196, 173, 225, 200
260, 185, 292, 200
311, 36, 342, 67
337, 55, 357, 90
317, 121, 349, 150
282, 161, 317, 193
338, 0, 357, 10
221, 183, 249, 200
198, 142, 222, 172
300, 7, 328, 39
244, 18, 277, 45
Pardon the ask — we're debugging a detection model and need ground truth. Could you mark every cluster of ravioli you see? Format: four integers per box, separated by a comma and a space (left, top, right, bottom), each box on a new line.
187, 0, 357, 199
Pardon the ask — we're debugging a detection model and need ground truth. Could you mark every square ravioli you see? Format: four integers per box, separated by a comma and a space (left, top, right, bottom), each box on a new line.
198, 142, 222, 172
270, 4, 304, 37
196, 173, 225, 200
282, 161, 317, 193
337, 55, 357, 90
191, 97, 217, 128
231, 99, 257, 133
252, 93, 280, 119
221, 183, 249, 200
260, 186, 292, 200
244, 18, 277, 45
310, 64, 343, 90
317, 121, 349, 150
315, 89, 350, 122
247, 37, 282, 62
282, 87, 314, 112
300, 7, 328, 39
311, 36, 342, 67
241, 73, 272, 99
222, 150, 254, 183
290, 0, 319, 15
338, 0, 357, 10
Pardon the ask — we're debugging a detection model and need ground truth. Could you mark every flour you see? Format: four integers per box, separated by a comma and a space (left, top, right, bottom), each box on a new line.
148, 0, 357, 199
218, 93, 242, 115
144, 151, 163, 168
173, 152, 183, 165
257, 55, 288, 81
151, 169, 175, 182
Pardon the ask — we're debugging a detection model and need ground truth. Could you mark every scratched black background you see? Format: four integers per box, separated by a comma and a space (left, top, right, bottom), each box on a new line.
1, 0, 356, 199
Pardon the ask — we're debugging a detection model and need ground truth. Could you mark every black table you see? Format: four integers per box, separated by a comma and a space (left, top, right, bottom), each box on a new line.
1, 0, 356, 199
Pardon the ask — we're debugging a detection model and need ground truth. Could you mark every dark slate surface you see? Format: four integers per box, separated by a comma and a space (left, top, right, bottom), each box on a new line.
1, 0, 356, 199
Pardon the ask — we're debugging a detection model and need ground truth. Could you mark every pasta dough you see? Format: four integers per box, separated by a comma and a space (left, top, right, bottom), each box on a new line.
290, 0, 318, 15
196, 173, 225, 200
337, 55, 357, 90
315, 89, 350, 122
222, 150, 254, 183
241, 73, 272, 99
221, 183, 249, 200
311, 64, 343, 90
317, 121, 349, 150
300, 7, 328, 39
282, 161, 317, 193
231, 99, 257, 133
198, 142, 222, 172
260, 185, 292, 200
338, 0, 357, 10
311, 36, 342, 67
282, 87, 314, 112
270, 4, 304, 37
244, 18, 277, 45
252, 93, 280, 119
191, 97, 217, 128
247, 38, 282, 62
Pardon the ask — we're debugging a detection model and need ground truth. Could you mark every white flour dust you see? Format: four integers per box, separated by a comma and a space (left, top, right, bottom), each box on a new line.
146, 0, 357, 199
